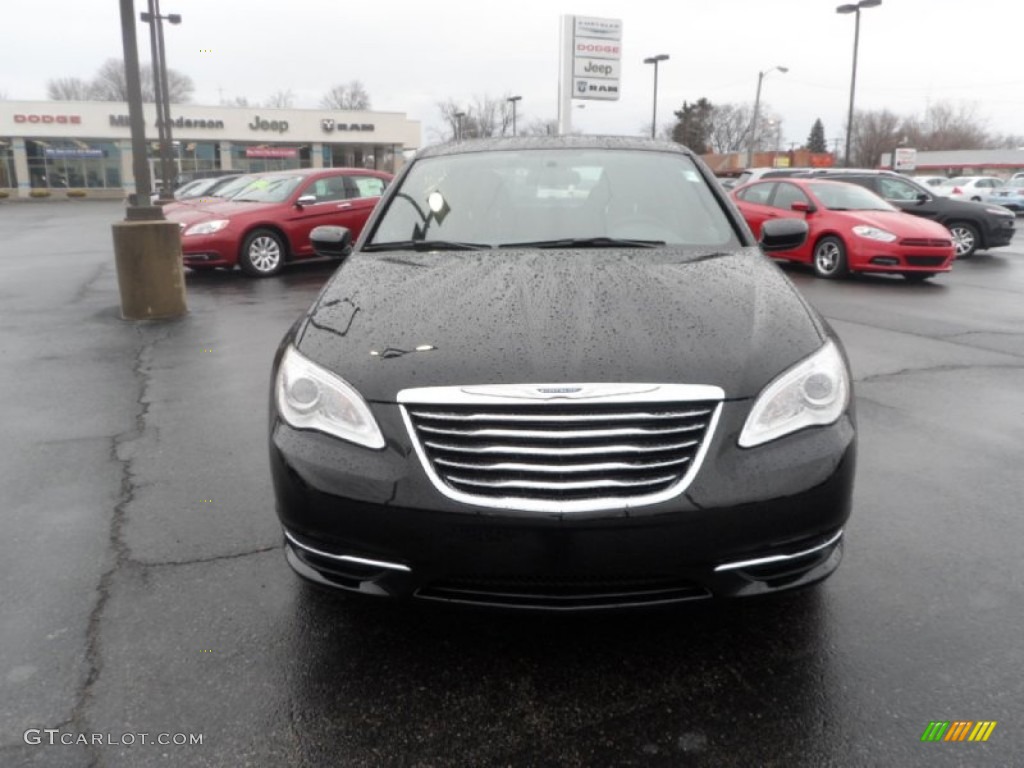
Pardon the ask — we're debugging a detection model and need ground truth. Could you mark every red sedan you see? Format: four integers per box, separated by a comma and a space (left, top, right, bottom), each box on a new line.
166, 167, 392, 277
732, 178, 955, 281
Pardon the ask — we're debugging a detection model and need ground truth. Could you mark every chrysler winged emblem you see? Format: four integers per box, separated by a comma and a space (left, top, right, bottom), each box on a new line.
321, 118, 336, 132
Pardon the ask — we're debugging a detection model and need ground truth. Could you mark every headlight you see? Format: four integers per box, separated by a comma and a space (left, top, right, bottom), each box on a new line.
275, 346, 385, 449
739, 340, 850, 448
184, 219, 229, 236
851, 225, 897, 242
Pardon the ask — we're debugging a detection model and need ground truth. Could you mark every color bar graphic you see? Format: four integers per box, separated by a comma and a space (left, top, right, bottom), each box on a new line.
921, 720, 996, 742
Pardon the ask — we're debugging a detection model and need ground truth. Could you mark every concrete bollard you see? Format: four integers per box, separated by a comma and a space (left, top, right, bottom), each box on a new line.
111, 220, 188, 320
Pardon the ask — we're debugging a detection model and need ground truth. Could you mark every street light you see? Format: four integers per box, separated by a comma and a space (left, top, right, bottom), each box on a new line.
453, 111, 466, 141
837, 0, 882, 167
747, 65, 788, 167
643, 54, 669, 139
140, 0, 181, 202
507, 95, 522, 137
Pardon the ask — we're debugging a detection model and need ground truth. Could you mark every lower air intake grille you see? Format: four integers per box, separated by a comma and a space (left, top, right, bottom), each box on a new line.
399, 384, 723, 513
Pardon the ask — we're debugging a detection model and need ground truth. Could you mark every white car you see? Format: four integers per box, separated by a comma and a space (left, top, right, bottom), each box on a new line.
933, 176, 1004, 201
911, 175, 949, 188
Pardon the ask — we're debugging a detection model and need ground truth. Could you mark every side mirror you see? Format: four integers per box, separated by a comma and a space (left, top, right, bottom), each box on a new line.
296, 194, 317, 208
916, 193, 929, 204
790, 201, 817, 213
760, 218, 808, 252
310, 225, 353, 260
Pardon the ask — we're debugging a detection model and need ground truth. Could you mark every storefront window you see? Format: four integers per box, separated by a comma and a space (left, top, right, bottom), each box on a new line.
0, 139, 15, 188
25, 139, 121, 189
325, 143, 397, 172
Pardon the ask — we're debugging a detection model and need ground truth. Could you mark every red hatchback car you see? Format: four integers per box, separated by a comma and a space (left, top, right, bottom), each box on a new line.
166, 167, 392, 276
732, 178, 956, 281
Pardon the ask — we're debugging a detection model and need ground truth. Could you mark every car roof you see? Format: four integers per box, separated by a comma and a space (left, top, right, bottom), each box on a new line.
415, 135, 695, 160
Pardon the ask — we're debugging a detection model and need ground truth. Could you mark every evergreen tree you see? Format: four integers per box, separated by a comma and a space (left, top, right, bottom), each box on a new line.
671, 98, 714, 154
806, 118, 827, 153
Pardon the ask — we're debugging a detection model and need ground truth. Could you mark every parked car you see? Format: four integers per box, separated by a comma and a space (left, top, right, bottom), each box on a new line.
269, 136, 857, 610
165, 168, 392, 276
984, 178, 1024, 212
733, 167, 815, 187
173, 174, 244, 201
732, 178, 955, 281
911, 175, 949, 188
933, 175, 1004, 201
803, 170, 1015, 258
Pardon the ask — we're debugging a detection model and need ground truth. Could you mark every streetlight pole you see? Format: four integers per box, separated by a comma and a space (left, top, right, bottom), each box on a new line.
747, 65, 788, 167
643, 54, 669, 139
141, 0, 181, 202
507, 95, 522, 137
837, 0, 881, 167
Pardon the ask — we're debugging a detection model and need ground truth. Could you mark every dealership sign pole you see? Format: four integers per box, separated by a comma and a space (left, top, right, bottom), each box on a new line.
558, 15, 622, 135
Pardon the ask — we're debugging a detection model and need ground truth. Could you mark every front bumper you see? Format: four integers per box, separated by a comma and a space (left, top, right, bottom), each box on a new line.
270, 400, 856, 610
180, 231, 236, 268
846, 238, 953, 274
983, 217, 1016, 247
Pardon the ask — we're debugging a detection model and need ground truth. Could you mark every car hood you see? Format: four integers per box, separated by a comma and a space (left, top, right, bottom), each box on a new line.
164, 200, 278, 225
294, 248, 827, 402
841, 210, 953, 238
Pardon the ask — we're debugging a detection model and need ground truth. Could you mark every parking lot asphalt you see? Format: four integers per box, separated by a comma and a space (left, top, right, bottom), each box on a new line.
1, 200, 1022, 767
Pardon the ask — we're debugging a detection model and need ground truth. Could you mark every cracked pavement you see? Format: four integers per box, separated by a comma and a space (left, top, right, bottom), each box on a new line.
1, 201, 1022, 767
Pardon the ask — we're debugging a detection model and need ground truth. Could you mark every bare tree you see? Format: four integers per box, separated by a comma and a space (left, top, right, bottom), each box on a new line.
87, 58, 194, 102
850, 109, 901, 167
917, 102, 989, 150
47, 77, 96, 100
320, 80, 371, 110
436, 94, 516, 141
220, 95, 251, 107
264, 89, 296, 109
521, 118, 559, 136
707, 103, 756, 154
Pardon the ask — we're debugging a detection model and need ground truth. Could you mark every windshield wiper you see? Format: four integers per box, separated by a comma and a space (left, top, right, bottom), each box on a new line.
362, 240, 492, 252
499, 237, 666, 249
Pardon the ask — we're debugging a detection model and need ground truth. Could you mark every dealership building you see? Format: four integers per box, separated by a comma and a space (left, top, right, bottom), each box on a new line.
0, 100, 421, 200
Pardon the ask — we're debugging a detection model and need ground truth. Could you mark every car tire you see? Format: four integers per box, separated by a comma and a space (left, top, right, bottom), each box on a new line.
947, 221, 979, 258
240, 229, 286, 277
901, 272, 934, 283
812, 236, 849, 279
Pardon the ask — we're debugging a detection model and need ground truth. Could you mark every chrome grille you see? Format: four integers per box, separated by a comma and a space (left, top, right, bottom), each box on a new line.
399, 383, 723, 513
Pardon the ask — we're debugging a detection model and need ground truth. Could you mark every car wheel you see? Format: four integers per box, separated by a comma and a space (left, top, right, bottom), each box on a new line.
947, 222, 979, 258
901, 272, 934, 283
239, 229, 286, 277
812, 236, 849, 279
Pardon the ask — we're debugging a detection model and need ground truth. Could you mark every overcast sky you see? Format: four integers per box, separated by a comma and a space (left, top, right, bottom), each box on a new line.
3, 0, 1021, 148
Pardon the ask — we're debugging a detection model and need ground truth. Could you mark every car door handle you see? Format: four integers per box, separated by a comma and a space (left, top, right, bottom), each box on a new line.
336, 202, 353, 209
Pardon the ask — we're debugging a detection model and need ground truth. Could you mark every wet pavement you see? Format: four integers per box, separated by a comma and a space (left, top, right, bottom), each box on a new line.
1, 200, 1022, 767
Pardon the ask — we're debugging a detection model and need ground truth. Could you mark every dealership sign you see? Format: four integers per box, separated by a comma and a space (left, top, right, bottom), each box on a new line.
320, 119, 375, 133
109, 115, 224, 129
571, 16, 622, 101
44, 148, 104, 159
245, 147, 297, 158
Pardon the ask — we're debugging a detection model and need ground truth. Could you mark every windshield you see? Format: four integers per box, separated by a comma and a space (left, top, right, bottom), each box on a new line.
208, 174, 259, 199
809, 182, 896, 211
367, 148, 741, 249
230, 175, 305, 203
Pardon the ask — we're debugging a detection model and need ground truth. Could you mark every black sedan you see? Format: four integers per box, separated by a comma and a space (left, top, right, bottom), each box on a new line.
269, 136, 857, 610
